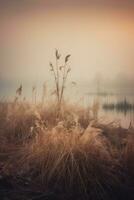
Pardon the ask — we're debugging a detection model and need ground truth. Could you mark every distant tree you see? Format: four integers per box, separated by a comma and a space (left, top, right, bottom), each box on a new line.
95, 72, 102, 94
32, 85, 37, 104
42, 82, 47, 106
16, 84, 22, 96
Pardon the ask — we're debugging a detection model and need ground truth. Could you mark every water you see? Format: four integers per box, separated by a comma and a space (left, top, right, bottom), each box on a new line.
84, 93, 134, 129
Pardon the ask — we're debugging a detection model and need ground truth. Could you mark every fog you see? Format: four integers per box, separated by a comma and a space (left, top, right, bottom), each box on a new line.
0, 0, 134, 98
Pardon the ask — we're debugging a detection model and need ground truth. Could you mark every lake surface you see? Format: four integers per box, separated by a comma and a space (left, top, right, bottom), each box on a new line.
84, 93, 134, 129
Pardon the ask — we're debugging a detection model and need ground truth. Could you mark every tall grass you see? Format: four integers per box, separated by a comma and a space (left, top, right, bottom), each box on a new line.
49, 49, 71, 116
0, 100, 134, 199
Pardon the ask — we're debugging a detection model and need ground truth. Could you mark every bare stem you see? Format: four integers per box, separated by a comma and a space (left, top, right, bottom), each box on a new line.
56, 58, 60, 103
59, 63, 67, 105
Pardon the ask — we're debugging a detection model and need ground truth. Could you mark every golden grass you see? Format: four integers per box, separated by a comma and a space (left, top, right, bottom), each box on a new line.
0, 101, 134, 200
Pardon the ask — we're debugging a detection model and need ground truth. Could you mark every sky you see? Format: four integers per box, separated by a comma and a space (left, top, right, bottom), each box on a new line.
0, 0, 134, 98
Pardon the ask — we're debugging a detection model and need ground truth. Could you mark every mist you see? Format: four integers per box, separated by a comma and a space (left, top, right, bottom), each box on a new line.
0, 0, 134, 98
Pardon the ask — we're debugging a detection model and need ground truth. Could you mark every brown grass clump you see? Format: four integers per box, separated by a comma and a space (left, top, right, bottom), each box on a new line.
5, 128, 118, 199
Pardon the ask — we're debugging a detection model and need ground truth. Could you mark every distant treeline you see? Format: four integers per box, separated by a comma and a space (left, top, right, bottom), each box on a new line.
103, 99, 134, 114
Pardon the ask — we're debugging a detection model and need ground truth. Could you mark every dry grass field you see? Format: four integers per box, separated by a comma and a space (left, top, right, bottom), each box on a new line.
0, 100, 134, 200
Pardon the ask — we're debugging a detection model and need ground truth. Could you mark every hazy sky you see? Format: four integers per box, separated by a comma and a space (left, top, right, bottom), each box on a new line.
0, 0, 134, 96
